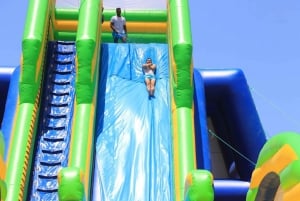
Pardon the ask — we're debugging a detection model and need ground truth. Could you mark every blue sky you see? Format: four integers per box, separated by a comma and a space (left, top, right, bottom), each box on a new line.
190, 0, 300, 138
0, 1, 27, 66
1, 0, 300, 138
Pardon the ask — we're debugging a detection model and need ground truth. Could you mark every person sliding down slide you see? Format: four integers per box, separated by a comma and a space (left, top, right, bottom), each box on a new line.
142, 58, 156, 98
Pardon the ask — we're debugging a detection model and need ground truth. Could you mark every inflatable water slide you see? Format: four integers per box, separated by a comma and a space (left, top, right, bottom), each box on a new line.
1, 0, 300, 201
0, 0, 196, 200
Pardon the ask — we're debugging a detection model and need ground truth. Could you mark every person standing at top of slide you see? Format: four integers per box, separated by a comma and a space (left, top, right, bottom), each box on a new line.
110, 8, 128, 43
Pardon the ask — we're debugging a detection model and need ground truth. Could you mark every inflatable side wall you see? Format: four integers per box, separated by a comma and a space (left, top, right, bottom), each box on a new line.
5, 0, 52, 200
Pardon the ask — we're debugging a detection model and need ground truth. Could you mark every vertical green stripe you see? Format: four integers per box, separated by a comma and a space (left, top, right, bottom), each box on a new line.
76, 0, 100, 104
67, 0, 101, 200
20, 0, 49, 103
170, 0, 193, 108
169, 0, 195, 200
175, 108, 195, 200
5, 0, 50, 200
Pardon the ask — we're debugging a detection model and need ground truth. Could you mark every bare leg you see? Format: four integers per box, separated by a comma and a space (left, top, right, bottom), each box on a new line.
145, 79, 151, 95
150, 79, 156, 96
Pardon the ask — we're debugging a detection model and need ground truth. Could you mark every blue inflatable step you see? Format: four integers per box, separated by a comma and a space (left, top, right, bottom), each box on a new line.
38, 161, 64, 175
50, 91, 70, 96
50, 95, 72, 105
43, 130, 68, 141
39, 152, 66, 164
47, 113, 67, 119
40, 139, 67, 150
54, 60, 73, 65
52, 69, 73, 75
45, 125, 66, 131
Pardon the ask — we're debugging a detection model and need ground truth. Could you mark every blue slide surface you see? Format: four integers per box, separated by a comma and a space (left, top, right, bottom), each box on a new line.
93, 43, 174, 201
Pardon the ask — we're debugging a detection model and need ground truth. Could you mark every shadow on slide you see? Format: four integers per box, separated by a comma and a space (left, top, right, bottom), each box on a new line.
92, 43, 174, 201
